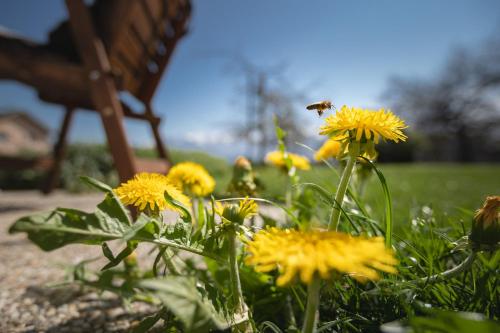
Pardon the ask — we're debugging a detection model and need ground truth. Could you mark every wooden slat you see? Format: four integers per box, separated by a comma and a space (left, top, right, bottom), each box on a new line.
129, 24, 156, 67
0, 32, 90, 105
110, 33, 142, 71
130, 7, 153, 53
110, 55, 135, 91
97, 0, 136, 51
110, 5, 159, 98
137, 0, 191, 102
166, 0, 182, 17
144, 0, 164, 23
122, 102, 160, 124
101, 0, 191, 102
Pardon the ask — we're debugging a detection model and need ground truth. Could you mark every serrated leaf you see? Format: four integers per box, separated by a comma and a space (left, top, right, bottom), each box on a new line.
101, 243, 137, 271
9, 209, 114, 251
81, 176, 131, 226
132, 309, 165, 333
139, 277, 230, 333
123, 214, 152, 241
164, 192, 192, 223
80, 175, 114, 192
97, 194, 131, 227
10, 200, 224, 261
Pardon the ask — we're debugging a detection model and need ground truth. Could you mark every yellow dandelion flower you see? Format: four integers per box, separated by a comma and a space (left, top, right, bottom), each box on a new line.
245, 228, 397, 286
215, 197, 258, 224
237, 197, 259, 219
315, 139, 378, 162
167, 162, 216, 197
265, 151, 311, 171
314, 139, 342, 161
319, 105, 408, 144
114, 173, 191, 212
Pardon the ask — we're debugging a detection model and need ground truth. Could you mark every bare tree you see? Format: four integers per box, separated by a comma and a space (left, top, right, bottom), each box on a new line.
228, 57, 310, 162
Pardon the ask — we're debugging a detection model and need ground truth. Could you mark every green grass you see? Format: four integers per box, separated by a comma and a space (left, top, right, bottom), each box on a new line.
215, 163, 500, 228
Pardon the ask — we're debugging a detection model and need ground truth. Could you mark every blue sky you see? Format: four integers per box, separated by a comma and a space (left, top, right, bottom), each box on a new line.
1, 0, 499, 158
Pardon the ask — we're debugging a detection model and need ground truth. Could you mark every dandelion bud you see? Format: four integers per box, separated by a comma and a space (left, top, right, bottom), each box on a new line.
220, 204, 242, 224
124, 251, 138, 266
235, 156, 252, 170
470, 196, 500, 247
228, 156, 258, 196
124, 251, 139, 277
215, 198, 258, 225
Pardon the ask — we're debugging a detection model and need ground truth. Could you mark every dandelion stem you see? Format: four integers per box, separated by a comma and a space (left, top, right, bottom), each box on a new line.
162, 249, 181, 275
302, 274, 321, 333
286, 294, 298, 329
191, 197, 198, 225
328, 143, 359, 230
285, 176, 293, 224
285, 177, 293, 210
228, 226, 245, 313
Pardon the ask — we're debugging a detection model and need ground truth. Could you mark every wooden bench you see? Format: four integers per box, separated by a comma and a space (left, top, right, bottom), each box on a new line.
0, 0, 191, 193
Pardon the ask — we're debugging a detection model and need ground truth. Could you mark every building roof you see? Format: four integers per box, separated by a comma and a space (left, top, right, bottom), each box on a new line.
0, 111, 49, 136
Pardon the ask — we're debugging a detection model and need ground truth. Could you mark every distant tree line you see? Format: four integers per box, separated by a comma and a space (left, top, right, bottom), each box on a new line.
383, 35, 500, 162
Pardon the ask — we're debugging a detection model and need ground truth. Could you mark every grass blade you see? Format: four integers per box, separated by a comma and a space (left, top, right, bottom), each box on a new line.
358, 157, 393, 247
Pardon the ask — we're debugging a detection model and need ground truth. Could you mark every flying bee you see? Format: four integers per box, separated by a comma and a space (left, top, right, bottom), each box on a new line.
306, 100, 333, 116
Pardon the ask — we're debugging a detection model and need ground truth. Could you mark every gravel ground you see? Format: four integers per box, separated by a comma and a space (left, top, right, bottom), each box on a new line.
0, 191, 285, 333
0, 191, 158, 333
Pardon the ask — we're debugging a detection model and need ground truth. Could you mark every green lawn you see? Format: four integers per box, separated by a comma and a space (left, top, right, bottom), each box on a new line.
215, 163, 500, 228
51, 144, 500, 228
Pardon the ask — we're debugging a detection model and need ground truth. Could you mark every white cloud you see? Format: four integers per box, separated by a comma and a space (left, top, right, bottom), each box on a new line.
184, 129, 236, 145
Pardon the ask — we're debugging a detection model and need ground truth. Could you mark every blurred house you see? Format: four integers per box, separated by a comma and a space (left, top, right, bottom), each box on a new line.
0, 112, 50, 156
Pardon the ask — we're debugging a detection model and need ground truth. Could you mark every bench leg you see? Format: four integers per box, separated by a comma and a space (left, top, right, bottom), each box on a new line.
42, 107, 74, 194
65, 0, 137, 184
146, 105, 171, 170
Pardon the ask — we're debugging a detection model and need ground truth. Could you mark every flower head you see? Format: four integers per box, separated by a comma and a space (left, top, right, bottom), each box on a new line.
265, 151, 310, 171
167, 162, 216, 197
234, 156, 252, 170
245, 228, 397, 286
320, 106, 407, 157
470, 196, 500, 247
114, 173, 191, 212
228, 156, 258, 196
215, 197, 259, 225
314, 139, 342, 161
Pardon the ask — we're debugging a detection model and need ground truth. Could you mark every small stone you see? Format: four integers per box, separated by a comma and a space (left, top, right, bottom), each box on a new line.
46, 307, 56, 317
23, 298, 34, 306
